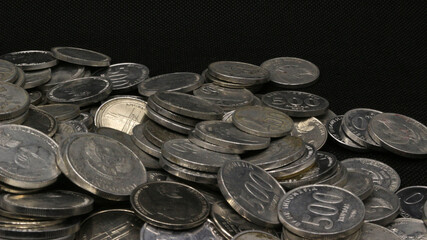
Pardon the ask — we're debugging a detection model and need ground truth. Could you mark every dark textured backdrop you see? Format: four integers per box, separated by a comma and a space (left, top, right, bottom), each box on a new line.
1, 1, 426, 187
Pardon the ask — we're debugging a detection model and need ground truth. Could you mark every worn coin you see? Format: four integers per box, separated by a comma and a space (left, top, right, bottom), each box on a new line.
368, 113, 427, 158
396, 186, 427, 219
22, 105, 57, 137
28, 90, 43, 105
0, 82, 30, 120
316, 109, 337, 126
0, 50, 58, 71
0, 109, 29, 125
132, 122, 162, 158
143, 120, 186, 147
51, 47, 111, 67
131, 181, 210, 230
138, 72, 203, 97
23, 68, 51, 89
291, 117, 327, 150
0, 59, 18, 83
146, 106, 193, 134
73, 112, 94, 130
342, 170, 374, 200
208, 61, 269, 84
231, 230, 280, 240
223, 110, 235, 123
40, 62, 85, 91
317, 162, 349, 187
94, 62, 149, 92
193, 83, 254, 110
278, 184, 365, 238
148, 97, 200, 126
262, 91, 329, 117
13, 67, 26, 87
327, 115, 369, 152
387, 218, 427, 240
341, 158, 400, 193
159, 157, 218, 184
359, 222, 400, 240
188, 129, 245, 154
54, 120, 88, 144
218, 160, 286, 227
363, 185, 400, 226
37, 104, 80, 121
0, 181, 39, 195
281, 226, 362, 240
424, 201, 427, 226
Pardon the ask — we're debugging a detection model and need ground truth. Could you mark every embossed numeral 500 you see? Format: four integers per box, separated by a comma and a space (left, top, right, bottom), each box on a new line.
302, 192, 343, 230
240, 172, 274, 214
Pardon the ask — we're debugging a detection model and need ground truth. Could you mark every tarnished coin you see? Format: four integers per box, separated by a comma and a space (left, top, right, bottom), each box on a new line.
54, 120, 88, 144
40, 62, 85, 91
0, 50, 57, 71
37, 104, 80, 121
387, 218, 427, 240
132, 123, 162, 158
317, 162, 349, 187
0, 59, 18, 83
51, 47, 111, 67
260, 57, 320, 88
363, 186, 400, 226
159, 157, 218, 184
0, 125, 60, 189
28, 90, 43, 105
243, 136, 305, 170
138, 72, 203, 97
143, 120, 186, 147
188, 130, 245, 154
0, 109, 29, 125
327, 115, 369, 152
13, 67, 26, 87
94, 96, 147, 134
316, 109, 337, 126
218, 160, 286, 227
341, 158, 400, 193
47, 77, 112, 107
131, 181, 210, 230
73, 112, 94, 130
342, 170, 374, 200
94, 62, 149, 92
152, 91, 224, 120
262, 91, 329, 117
59, 133, 147, 200
359, 222, 400, 240
424, 201, 427, 226
193, 83, 254, 110
147, 170, 169, 182
22, 105, 57, 137
368, 113, 427, 158
23, 68, 51, 89
291, 117, 327, 150
194, 121, 270, 151
148, 97, 200, 126
223, 110, 235, 123
396, 186, 427, 219
208, 61, 269, 84
278, 184, 365, 238
281, 226, 362, 240
0, 82, 30, 120
0, 190, 93, 218
231, 230, 280, 240
76, 209, 143, 240
146, 106, 193, 134
232, 105, 293, 137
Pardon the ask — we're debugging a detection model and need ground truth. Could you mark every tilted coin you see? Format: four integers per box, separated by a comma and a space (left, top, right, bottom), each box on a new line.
424, 201, 427, 226
0, 190, 93, 218
291, 117, 327, 150
188, 129, 245, 154
143, 120, 186, 147
281, 226, 362, 240
51, 47, 111, 67
278, 184, 365, 238
22, 105, 58, 137
0, 215, 63, 228
47, 77, 112, 107
251, 95, 263, 106
317, 162, 349, 187
359, 223, 400, 240
146, 106, 193, 134
0, 207, 54, 221
260, 57, 319, 89
363, 185, 400, 226
342, 170, 374, 201
193, 83, 254, 110
316, 109, 337, 126
94, 96, 147, 134
40, 62, 85, 91
262, 91, 329, 117
194, 121, 270, 151
327, 115, 369, 152
218, 160, 286, 227
148, 97, 200, 126
0, 182, 39, 195
73, 112, 94, 130
94, 62, 149, 92
208, 61, 269, 84
151, 91, 224, 120
76, 209, 143, 240
28, 90, 43, 105
131, 181, 210, 230
231, 230, 280, 240
159, 157, 218, 184
132, 122, 162, 158
23, 68, 51, 89
0, 125, 60, 189
368, 113, 427, 158
138, 72, 203, 97
37, 104, 80, 121
387, 218, 427, 240
341, 158, 401, 193
59, 133, 147, 200
223, 110, 235, 123
0, 109, 29, 125
54, 120, 88, 144
0, 82, 30, 120
147, 170, 169, 182
13, 67, 26, 87
396, 186, 427, 219
0, 59, 18, 83
0, 50, 57, 71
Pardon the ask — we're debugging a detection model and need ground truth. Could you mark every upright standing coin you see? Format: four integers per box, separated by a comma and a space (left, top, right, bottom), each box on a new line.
291, 117, 327, 150
260, 57, 320, 88
327, 116, 368, 152
0, 82, 30, 120
387, 218, 427, 240
131, 181, 210, 230
218, 160, 286, 227
37, 104, 80, 121
359, 223, 400, 240
138, 72, 203, 97
342, 170, 374, 200
51, 47, 111, 67
363, 186, 400, 226
0, 50, 58, 71
94, 63, 149, 92
396, 186, 427, 219
342, 108, 382, 149
22, 105, 57, 137
208, 61, 269, 84
231, 230, 280, 240
23, 68, 51, 89
193, 83, 254, 110
0, 59, 18, 83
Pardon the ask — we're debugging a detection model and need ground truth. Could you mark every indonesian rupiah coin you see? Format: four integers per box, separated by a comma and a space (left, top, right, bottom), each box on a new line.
143, 119, 186, 147
0, 82, 30, 120
132, 122, 162, 158
208, 61, 270, 85
387, 218, 427, 239
0, 59, 18, 83
396, 186, 427, 219
316, 109, 337, 126
0, 50, 58, 71
146, 105, 193, 134
188, 129, 245, 154
159, 157, 218, 184
37, 104, 80, 121
359, 223, 400, 240
42, 61, 85, 90
94, 62, 149, 92
147, 97, 200, 126
193, 83, 254, 110
22, 105, 58, 137
363, 185, 400, 226
291, 117, 327, 150
231, 230, 280, 240
23, 68, 51, 89
342, 170, 374, 200
138, 72, 203, 97
327, 115, 369, 152
51, 47, 111, 67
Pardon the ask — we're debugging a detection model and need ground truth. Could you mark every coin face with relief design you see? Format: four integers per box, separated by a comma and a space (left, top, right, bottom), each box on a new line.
95, 63, 149, 92
0, 60, 17, 83
291, 117, 327, 150
396, 186, 427, 219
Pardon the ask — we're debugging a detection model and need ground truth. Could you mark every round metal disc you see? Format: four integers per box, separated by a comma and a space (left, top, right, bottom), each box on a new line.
51, 47, 111, 67
0, 82, 30, 120
291, 117, 327, 150
138, 72, 203, 97
0, 50, 58, 71
94, 62, 149, 92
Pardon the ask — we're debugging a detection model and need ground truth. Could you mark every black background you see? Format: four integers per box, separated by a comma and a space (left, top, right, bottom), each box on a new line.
1, 1, 426, 187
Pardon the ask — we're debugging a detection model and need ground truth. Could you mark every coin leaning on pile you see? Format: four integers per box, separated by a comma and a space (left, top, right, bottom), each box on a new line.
0, 47, 425, 239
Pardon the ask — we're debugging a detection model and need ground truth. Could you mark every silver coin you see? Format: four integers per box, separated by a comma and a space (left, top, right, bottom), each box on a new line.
343, 170, 374, 201
96, 127, 161, 169
327, 115, 369, 152
262, 91, 329, 117
148, 97, 200, 126
291, 117, 327, 150
0, 50, 58, 71
194, 121, 270, 151
23, 68, 51, 89
363, 185, 400, 226
252, 95, 263, 106
359, 223, 400, 240
0, 82, 30, 120
0, 59, 18, 83
188, 129, 245, 154
94, 62, 149, 92
76, 209, 143, 240
0, 181, 39, 195
54, 120, 88, 144
151, 91, 224, 120
73, 112, 94, 130
387, 218, 427, 240
22, 105, 58, 137
316, 109, 337, 126
37, 104, 80, 121
40, 62, 85, 90
231, 230, 280, 240
28, 90, 43, 105
317, 162, 349, 187
138, 72, 203, 97
13, 67, 26, 87
278, 184, 365, 239
159, 156, 218, 184
47, 77, 112, 107
260, 57, 320, 88
132, 123, 162, 158
341, 158, 401, 193
193, 83, 254, 110
0, 190, 93, 218
368, 113, 427, 158
232, 105, 293, 137
143, 120, 186, 147
0, 109, 29, 125
131, 181, 210, 230
223, 110, 235, 123
218, 160, 286, 227
51, 47, 111, 67
208, 61, 269, 84
396, 186, 427, 219
243, 136, 306, 170
0, 125, 60, 189
281, 226, 362, 240
140, 219, 225, 240
59, 133, 147, 200
146, 106, 193, 134
424, 201, 427, 226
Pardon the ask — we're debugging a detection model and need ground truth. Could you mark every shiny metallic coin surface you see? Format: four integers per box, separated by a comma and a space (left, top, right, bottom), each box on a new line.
143, 120, 186, 147
291, 117, 327, 150
23, 68, 51, 89
342, 170, 374, 201
146, 106, 193, 134
37, 104, 80, 121
188, 130, 245, 154
327, 116, 369, 152
363, 186, 400, 226
0, 82, 30, 120
94, 62, 149, 91
359, 222, 400, 240
148, 97, 200, 126
231, 230, 280, 240
396, 186, 427, 219
342, 108, 382, 149
0, 59, 18, 83
22, 105, 57, 137
0, 50, 58, 71
387, 218, 427, 240
138, 72, 203, 97
193, 83, 254, 110
51, 47, 111, 67
208, 61, 269, 84
132, 122, 162, 158
159, 156, 218, 184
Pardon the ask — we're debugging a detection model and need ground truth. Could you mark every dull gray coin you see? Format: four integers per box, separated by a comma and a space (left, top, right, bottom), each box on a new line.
231, 230, 280, 240
22, 105, 57, 137
327, 115, 369, 152
188, 129, 245, 154
0, 109, 29, 125
138, 72, 203, 97
132, 122, 162, 158
51, 47, 111, 67
363, 185, 400, 226
146, 170, 169, 182
146, 106, 193, 134
396, 186, 427, 219
28, 91, 43, 105
159, 157, 218, 184
387, 218, 427, 240
37, 104, 80, 121
23, 68, 51, 89
0, 82, 30, 120
343, 170, 374, 201
359, 223, 400, 240
143, 120, 186, 147
148, 97, 200, 126
193, 83, 254, 110
208, 61, 269, 85
40, 62, 85, 91
54, 120, 88, 144
291, 117, 327, 150
13, 66, 26, 87
316, 109, 337, 126
0, 59, 18, 83
73, 112, 94, 130
94, 62, 149, 92
0, 50, 57, 71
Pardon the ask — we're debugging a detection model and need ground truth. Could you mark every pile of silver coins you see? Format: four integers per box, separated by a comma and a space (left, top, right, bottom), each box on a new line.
0, 47, 425, 239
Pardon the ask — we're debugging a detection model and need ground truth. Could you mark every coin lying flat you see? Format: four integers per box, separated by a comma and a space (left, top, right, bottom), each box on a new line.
131, 181, 210, 230
0, 59, 18, 83
208, 61, 269, 84
327, 115, 368, 152
359, 223, 400, 240
193, 83, 254, 110
188, 130, 245, 154
363, 186, 400, 226
0, 50, 58, 71
317, 162, 349, 187
291, 117, 327, 150
138, 72, 204, 97
51, 47, 111, 67
0, 82, 30, 120
23, 68, 51, 89
143, 120, 186, 147
159, 156, 218, 184
316, 109, 337, 126
132, 123, 162, 158
396, 186, 427, 219
343, 170, 374, 200
94, 62, 149, 92
231, 230, 280, 240
387, 218, 427, 240
22, 105, 57, 137
28, 91, 43, 105
38, 104, 80, 121
54, 120, 88, 144
40, 62, 85, 91
146, 106, 193, 134
147, 97, 200, 126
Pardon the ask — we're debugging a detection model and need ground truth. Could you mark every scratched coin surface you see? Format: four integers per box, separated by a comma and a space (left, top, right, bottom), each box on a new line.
387, 218, 427, 240
51, 47, 111, 67
131, 181, 210, 230
232, 105, 293, 137
37, 104, 80, 121
0, 50, 58, 71
0, 82, 30, 120
291, 117, 327, 150
0, 59, 18, 83
94, 62, 149, 92
94, 96, 147, 134
208, 61, 270, 84
132, 122, 162, 158
327, 115, 368, 152
193, 83, 254, 110
278, 184, 365, 238
231, 230, 280, 240
76, 209, 144, 240
138, 72, 203, 97
0, 125, 60, 189
363, 185, 400, 226
23, 68, 51, 89
218, 160, 286, 227
22, 105, 58, 137
342, 170, 374, 200
359, 222, 400, 240
396, 186, 427, 219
